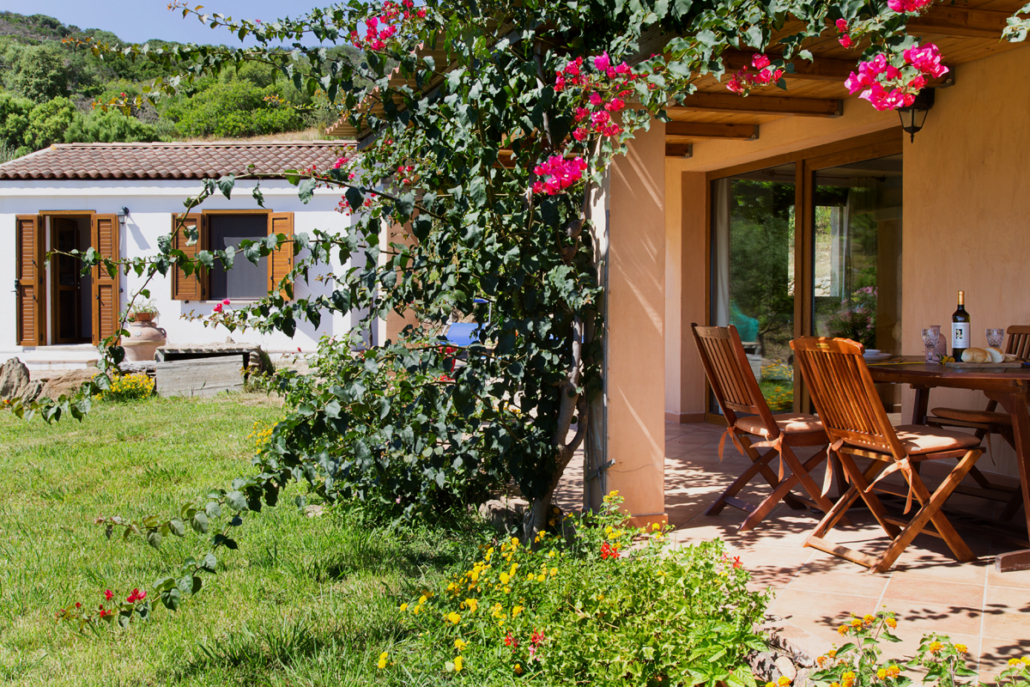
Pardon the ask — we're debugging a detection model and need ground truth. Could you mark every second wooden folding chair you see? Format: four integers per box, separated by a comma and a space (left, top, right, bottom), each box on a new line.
691, 324, 839, 532
792, 336, 984, 573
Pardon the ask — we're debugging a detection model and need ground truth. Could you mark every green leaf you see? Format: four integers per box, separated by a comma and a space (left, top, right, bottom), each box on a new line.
191, 511, 209, 534
161, 587, 182, 611
226, 491, 249, 511
200, 553, 218, 572
216, 174, 235, 199
146, 530, 162, 549
298, 177, 317, 204
168, 518, 186, 537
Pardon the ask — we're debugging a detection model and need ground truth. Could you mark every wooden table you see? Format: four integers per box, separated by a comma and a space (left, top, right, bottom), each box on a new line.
867, 358, 1030, 572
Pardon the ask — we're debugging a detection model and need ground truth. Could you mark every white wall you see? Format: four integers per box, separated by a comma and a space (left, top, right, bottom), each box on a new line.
0, 179, 356, 363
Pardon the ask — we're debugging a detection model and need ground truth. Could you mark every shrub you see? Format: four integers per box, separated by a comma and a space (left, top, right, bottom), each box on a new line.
0, 91, 33, 151
164, 80, 306, 138
94, 373, 155, 402
382, 493, 767, 686
63, 109, 161, 144
23, 96, 77, 149
7, 43, 72, 102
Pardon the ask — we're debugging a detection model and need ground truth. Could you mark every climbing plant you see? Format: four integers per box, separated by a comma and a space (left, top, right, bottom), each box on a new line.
20, 0, 1030, 618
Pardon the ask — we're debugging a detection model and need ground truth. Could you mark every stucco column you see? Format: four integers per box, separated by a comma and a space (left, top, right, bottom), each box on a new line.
605, 121, 667, 527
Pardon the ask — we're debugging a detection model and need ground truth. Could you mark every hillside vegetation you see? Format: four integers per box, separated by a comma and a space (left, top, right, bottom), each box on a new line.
0, 12, 354, 162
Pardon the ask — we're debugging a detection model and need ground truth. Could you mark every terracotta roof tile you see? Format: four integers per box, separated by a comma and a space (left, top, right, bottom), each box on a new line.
0, 141, 350, 181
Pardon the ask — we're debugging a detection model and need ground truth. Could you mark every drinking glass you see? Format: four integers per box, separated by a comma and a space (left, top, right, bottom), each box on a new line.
922, 327, 941, 363
986, 328, 1005, 349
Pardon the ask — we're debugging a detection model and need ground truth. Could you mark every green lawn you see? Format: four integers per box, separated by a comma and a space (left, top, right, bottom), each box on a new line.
0, 393, 481, 686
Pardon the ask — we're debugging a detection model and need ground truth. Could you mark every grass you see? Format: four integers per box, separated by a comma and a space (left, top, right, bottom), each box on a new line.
0, 393, 484, 686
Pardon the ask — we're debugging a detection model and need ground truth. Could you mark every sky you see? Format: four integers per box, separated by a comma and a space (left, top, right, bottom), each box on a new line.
4, 0, 337, 44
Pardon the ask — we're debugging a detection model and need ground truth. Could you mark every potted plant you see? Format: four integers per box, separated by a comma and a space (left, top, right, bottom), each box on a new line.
126, 300, 159, 323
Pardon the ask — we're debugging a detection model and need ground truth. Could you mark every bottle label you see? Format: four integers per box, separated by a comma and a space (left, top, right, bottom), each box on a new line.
952, 322, 970, 348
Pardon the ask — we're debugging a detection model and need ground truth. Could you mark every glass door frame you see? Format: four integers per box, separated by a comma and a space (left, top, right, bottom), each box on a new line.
704, 128, 904, 419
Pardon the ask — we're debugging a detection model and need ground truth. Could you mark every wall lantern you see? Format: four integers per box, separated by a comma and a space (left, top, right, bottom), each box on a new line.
898, 88, 935, 143
117, 206, 130, 228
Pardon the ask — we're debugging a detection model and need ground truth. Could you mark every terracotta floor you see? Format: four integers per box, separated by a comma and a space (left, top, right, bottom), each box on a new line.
554, 422, 1030, 680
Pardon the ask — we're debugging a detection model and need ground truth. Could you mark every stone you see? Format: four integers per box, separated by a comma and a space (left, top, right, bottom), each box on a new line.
0, 358, 31, 401
156, 357, 244, 398
304, 505, 325, 518
39, 367, 99, 401
775, 655, 798, 681
19, 380, 44, 405
478, 498, 527, 534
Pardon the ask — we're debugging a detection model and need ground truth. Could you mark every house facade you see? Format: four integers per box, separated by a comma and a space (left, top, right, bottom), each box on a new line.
601, 24, 1030, 524
0, 142, 357, 370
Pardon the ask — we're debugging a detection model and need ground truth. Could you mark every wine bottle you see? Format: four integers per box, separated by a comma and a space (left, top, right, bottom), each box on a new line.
952, 290, 970, 361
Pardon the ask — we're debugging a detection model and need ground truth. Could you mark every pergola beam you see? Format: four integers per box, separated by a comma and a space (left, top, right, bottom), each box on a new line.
671, 92, 842, 117
666, 122, 759, 140
665, 143, 694, 157
908, 6, 1009, 38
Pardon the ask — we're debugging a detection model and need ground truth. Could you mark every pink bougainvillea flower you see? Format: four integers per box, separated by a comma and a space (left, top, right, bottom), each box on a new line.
590, 110, 611, 126
572, 127, 589, 142
835, 18, 849, 32
904, 43, 948, 78
555, 74, 566, 91
751, 53, 771, 70
589, 91, 603, 107
531, 156, 588, 195
562, 58, 582, 76
604, 97, 625, 112
222, 298, 231, 305
839, 35, 853, 48
574, 106, 590, 122
614, 61, 631, 75
333, 156, 349, 169
126, 589, 146, 603
593, 52, 611, 71
213, 303, 223, 313
104, 590, 113, 601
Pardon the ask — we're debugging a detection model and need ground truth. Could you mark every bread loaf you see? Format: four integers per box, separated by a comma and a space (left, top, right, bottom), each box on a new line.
987, 347, 1006, 363
961, 348, 992, 363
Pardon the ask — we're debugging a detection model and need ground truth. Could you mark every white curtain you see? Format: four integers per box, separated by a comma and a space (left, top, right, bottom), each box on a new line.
711, 178, 732, 327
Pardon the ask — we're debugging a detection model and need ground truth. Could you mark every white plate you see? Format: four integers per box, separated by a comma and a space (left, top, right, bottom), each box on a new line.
863, 352, 892, 362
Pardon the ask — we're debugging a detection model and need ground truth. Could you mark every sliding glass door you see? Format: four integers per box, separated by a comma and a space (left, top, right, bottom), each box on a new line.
709, 134, 904, 415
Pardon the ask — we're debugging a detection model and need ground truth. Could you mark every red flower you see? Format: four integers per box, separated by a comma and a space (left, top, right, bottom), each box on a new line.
212, 303, 223, 313
505, 632, 518, 648
600, 541, 620, 560
126, 589, 146, 603
75, 602, 82, 608
531, 630, 545, 646
104, 590, 113, 601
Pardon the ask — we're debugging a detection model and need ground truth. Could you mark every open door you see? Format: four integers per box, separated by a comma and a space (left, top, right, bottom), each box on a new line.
15, 215, 44, 346
91, 214, 120, 345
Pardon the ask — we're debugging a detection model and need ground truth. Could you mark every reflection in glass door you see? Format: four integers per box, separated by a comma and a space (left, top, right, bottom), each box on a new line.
811, 154, 903, 410
711, 163, 796, 411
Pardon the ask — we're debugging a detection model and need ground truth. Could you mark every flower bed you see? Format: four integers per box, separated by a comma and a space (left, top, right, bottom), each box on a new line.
380, 493, 769, 685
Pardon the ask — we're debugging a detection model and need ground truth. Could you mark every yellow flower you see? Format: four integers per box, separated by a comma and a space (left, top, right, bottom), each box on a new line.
838, 625, 849, 636
766, 682, 776, 687
817, 656, 827, 667
547, 550, 556, 558
464, 598, 479, 613
955, 643, 968, 654
446, 612, 461, 625
885, 617, 897, 629
929, 641, 943, 653
877, 668, 887, 680
491, 603, 504, 618
886, 665, 900, 678
500, 572, 510, 584
454, 656, 464, 672
537, 574, 546, 582
827, 650, 837, 659
851, 618, 863, 628
512, 605, 524, 618
454, 638, 467, 651
418, 595, 428, 604
377, 652, 388, 669
777, 677, 791, 687
605, 526, 614, 535
830, 683, 840, 687
652, 522, 661, 531
514, 663, 523, 675
549, 568, 557, 576
510, 537, 519, 547
399, 603, 408, 612
842, 671, 856, 687
1010, 658, 1024, 667
863, 614, 875, 625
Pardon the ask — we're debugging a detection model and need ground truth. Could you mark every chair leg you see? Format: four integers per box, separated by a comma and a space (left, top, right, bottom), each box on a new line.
740, 436, 807, 510
705, 446, 777, 516
739, 448, 841, 532
809, 458, 889, 540
780, 445, 839, 515
872, 450, 981, 572
839, 453, 901, 539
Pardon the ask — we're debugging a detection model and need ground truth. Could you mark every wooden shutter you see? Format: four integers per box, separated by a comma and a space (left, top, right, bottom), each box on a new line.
15, 215, 44, 346
91, 214, 121, 345
171, 213, 209, 301
268, 212, 294, 300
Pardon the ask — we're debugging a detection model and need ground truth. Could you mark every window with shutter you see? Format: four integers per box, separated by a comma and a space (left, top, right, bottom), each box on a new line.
171, 213, 209, 301
268, 212, 295, 300
91, 214, 121, 345
15, 215, 44, 346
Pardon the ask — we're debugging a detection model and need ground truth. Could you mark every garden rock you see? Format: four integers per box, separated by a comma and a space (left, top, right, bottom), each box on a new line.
40, 367, 98, 401
478, 498, 527, 533
0, 358, 32, 401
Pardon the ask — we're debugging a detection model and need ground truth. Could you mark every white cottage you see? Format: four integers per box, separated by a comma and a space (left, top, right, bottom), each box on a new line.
0, 141, 356, 370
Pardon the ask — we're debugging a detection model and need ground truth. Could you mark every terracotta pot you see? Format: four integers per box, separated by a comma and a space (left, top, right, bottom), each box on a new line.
123, 320, 167, 362
130, 312, 155, 323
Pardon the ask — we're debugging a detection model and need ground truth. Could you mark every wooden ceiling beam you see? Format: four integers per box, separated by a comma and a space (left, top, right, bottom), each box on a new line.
666, 122, 759, 140
908, 6, 1009, 39
671, 92, 842, 117
665, 143, 694, 158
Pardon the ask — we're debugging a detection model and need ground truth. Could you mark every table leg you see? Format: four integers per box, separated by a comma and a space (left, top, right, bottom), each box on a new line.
910, 385, 930, 425
991, 389, 1030, 573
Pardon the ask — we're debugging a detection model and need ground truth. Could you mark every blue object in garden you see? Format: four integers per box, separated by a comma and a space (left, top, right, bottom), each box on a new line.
444, 323, 480, 347
730, 302, 759, 343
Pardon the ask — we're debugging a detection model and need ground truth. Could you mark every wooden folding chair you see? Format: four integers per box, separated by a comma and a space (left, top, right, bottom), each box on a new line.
791, 336, 984, 573
928, 326, 1030, 520
691, 324, 839, 532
